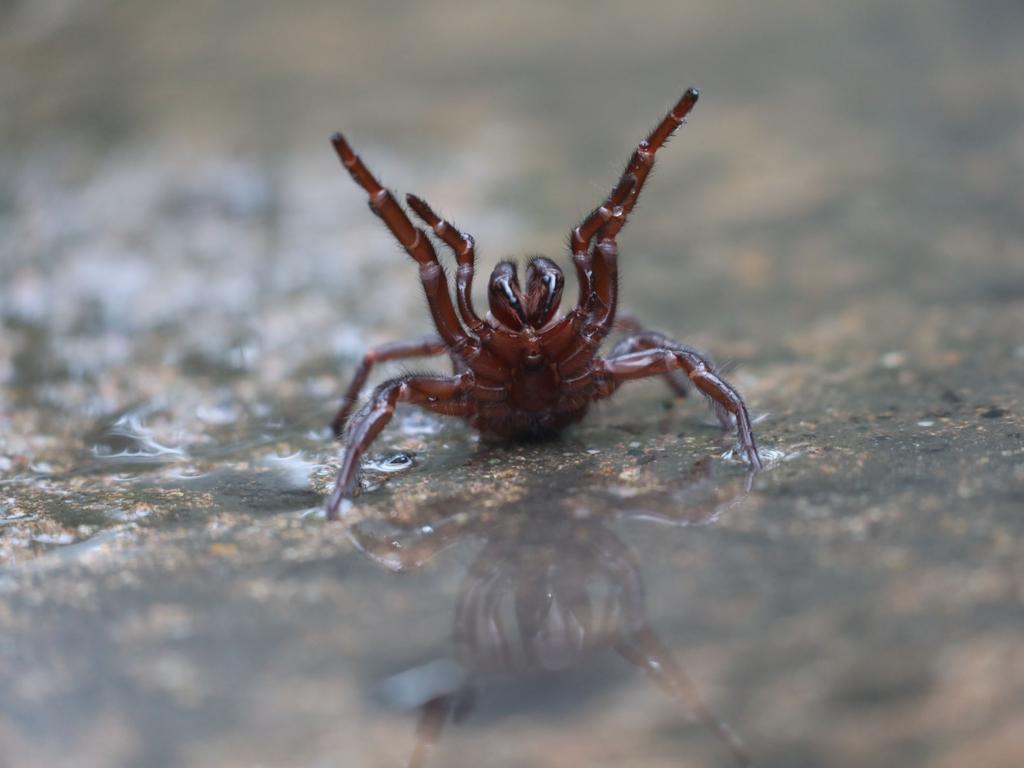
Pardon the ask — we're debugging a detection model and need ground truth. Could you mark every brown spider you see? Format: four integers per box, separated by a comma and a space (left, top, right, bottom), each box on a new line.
327, 87, 762, 519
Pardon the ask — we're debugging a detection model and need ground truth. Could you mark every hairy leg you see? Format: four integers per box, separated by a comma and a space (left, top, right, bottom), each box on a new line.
611, 331, 691, 399
540, 178, 634, 372
554, 88, 701, 375
569, 174, 636, 310
600, 87, 700, 242
331, 336, 449, 438
331, 133, 507, 381
405, 194, 491, 340
595, 347, 762, 469
611, 309, 646, 334
585, 88, 703, 345
327, 373, 472, 519
610, 326, 734, 430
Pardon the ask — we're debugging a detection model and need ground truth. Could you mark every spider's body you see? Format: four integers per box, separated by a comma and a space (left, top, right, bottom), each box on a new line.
327, 87, 762, 519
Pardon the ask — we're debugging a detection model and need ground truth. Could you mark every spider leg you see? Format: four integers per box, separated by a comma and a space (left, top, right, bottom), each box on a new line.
331, 336, 449, 438
408, 694, 454, 768
405, 194, 491, 340
552, 89, 700, 376
592, 347, 762, 469
326, 373, 473, 519
569, 174, 636, 310
612, 311, 686, 393
612, 310, 645, 334
611, 331, 690, 400
331, 133, 508, 381
537, 173, 636, 360
600, 87, 700, 242
586, 88, 702, 338
550, 235, 621, 378
609, 328, 734, 430
616, 627, 750, 767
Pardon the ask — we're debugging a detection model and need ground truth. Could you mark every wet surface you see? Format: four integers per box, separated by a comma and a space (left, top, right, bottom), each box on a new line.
2, 1, 1024, 766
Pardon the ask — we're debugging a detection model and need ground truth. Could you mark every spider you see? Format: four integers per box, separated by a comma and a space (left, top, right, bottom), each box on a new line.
327, 87, 762, 520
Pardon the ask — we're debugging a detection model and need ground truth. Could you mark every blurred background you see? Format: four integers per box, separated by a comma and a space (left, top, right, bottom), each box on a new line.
1, 1, 1023, 767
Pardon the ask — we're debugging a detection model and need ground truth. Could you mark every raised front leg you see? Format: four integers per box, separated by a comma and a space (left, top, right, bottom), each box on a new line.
596, 346, 762, 470
327, 373, 472, 519
555, 88, 702, 376
543, 174, 635, 372
585, 88, 702, 346
332, 336, 449, 438
568, 173, 636, 310
405, 194, 490, 340
330, 133, 508, 381
599, 87, 700, 242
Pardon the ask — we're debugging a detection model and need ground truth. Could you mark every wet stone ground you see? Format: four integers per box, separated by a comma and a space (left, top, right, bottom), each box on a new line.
2, 1, 1024, 767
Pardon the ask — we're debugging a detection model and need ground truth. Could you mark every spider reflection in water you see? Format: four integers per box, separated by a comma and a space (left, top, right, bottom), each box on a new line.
345, 461, 754, 767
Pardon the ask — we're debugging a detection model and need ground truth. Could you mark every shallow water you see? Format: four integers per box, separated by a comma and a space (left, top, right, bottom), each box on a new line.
2, 1, 1023, 766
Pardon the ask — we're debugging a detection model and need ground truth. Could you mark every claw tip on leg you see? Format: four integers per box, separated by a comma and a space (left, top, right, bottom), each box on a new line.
330, 132, 354, 161
750, 448, 765, 472
406, 193, 430, 218
325, 490, 353, 522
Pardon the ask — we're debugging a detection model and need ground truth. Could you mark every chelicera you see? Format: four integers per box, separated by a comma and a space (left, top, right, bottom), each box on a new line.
327, 87, 762, 519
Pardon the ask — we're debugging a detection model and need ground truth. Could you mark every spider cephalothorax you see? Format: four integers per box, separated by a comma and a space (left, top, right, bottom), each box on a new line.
327, 87, 763, 519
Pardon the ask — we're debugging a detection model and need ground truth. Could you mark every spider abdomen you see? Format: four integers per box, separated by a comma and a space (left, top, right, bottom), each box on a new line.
508, 364, 560, 411
473, 362, 589, 436
470, 400, 591, 441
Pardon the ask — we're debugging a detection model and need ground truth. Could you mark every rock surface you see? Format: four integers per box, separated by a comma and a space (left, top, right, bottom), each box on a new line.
2, 2, 1023, 766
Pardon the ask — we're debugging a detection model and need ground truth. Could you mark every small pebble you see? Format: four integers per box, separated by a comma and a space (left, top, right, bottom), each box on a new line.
880, 351, 906, 369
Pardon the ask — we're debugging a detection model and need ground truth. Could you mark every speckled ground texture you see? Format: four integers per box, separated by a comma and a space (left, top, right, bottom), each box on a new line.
2, 2, 1023, 767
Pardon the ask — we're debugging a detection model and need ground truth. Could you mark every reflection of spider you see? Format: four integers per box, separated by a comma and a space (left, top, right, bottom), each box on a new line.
347, 464, 753, 767
328, 87, 761, 518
